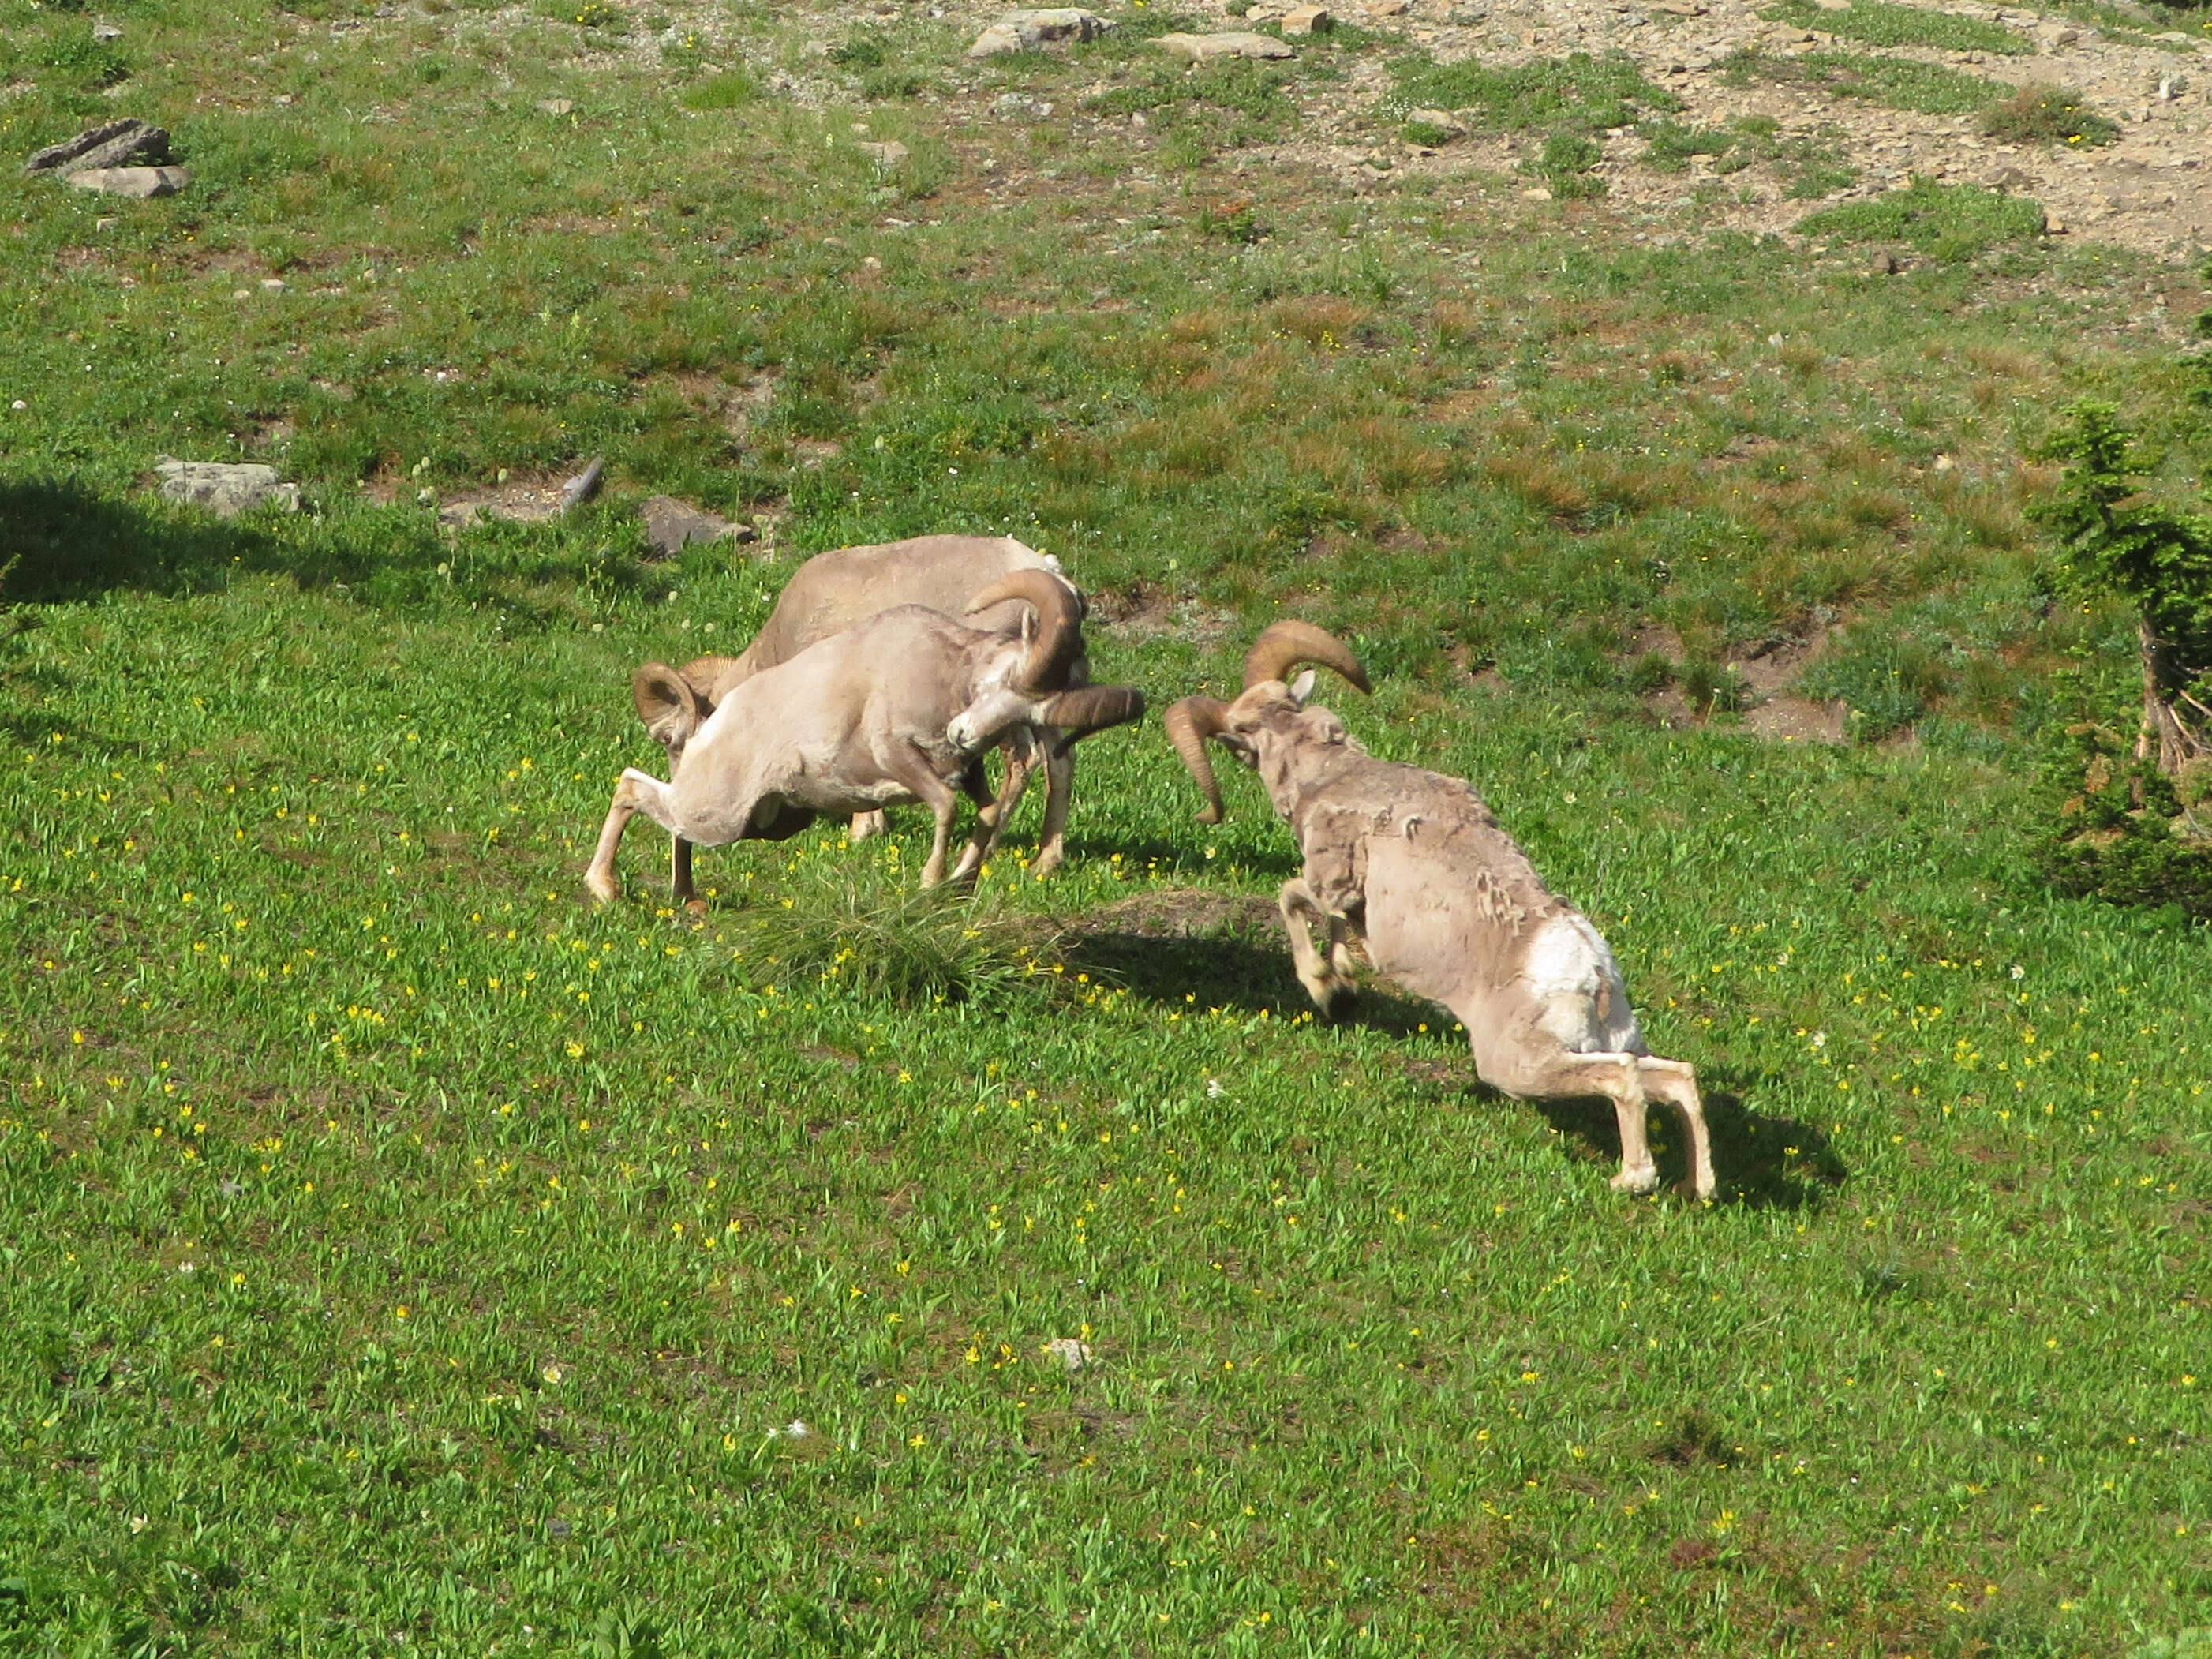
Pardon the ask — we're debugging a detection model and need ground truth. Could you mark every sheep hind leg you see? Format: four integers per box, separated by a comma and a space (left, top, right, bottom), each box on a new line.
1278, 879, 1353, 1016
850, 811, 889, 844
1637, 1055, 1716, 1202
586, 769, 679, 904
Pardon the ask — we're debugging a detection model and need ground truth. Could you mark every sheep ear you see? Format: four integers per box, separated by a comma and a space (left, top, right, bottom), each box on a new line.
1289, 669, 1317, 706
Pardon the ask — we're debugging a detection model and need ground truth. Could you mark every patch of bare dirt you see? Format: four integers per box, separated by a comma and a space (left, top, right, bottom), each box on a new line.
1087, 582, 1241, 645
1742, 694, 1848, 743
1072, 889, 1284, 939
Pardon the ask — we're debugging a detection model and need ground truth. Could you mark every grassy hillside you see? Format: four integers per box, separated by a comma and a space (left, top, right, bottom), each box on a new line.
3, 0, 2210, 1654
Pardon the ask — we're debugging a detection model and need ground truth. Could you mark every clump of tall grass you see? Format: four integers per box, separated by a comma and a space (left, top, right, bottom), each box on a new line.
1980, 84, 2120, 148
724, 865, 1061, 1006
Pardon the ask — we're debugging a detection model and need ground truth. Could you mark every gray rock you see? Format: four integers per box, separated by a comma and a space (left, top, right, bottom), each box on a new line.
857, 140, 909, 164
1407, 107, 1466, 140
1153, 30, 1297, 62
24, 118, 168, 175
1043, 1338, 1095, 1373
1282, 4, 1332, 34
156, 461, 298, 516
640, 496, 739, 558
67, 166, 189, 199
967, 8, 1111, 56
92, 19, 124, 39
560, 455, 605, 511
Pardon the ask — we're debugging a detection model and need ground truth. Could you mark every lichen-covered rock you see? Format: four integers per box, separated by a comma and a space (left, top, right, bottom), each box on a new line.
67, 166, 191, 200
1152, 30, 1297, 62
156, 460, 298, 516
967, 9, 1111, 57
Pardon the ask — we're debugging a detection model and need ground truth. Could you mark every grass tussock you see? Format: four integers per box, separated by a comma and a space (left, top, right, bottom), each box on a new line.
726, 867, 1060, 1007
1981, 84, 2121, 148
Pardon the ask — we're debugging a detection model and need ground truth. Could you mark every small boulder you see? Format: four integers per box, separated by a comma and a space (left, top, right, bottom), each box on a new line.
24, 118, 168, 176
967, 8, 1111, 57
1043, 1338, 1095, 1373
156, 461, 298, 517
1281, 3, 1332, 33
1406, 107, 1466, 141
640, 496, 739, 558
857, 139, 910, 165
67, 166, 190, 199
1153, 30, 1297, 62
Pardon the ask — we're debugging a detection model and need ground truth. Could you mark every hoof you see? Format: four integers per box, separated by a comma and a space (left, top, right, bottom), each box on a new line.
683, 897, 709, 918
1610, 1165, 1660, 1197
585, 870, 619, 904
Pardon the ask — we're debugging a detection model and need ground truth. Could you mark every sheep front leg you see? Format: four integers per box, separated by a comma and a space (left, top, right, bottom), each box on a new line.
670, 836, 705, 913
587, 768, 678, 904
881, 743, 968, 889
1486, 1048, 1659, 1195
1637, 1055, 1716, 1201
1029, 739, 1074, 878
1279, 878, 1353, 1016
850, 811, 888, 844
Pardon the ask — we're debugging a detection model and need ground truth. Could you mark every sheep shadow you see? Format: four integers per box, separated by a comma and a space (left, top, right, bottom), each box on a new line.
1062, 891, 1849, 1209
0, 475, 290, 603
1530, 1073, 1847, 1210
1061, 889, 1433, 1028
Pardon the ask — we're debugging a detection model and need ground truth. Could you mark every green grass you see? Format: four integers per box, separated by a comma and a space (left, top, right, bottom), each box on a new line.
1982, 83, 2124, 148
1392, 50, 1685, 132
1720, 48, 2016, 116
3, 0, 2212, 1652
1641, 115, 1861, 198
1760, 0, 2034, 55
1798, 179, 2051, 261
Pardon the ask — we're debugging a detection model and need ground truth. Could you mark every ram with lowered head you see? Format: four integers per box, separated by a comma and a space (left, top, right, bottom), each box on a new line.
588, 571, 1143, 901
1164, 623, 1715, 1201
637, 534, 1107, 904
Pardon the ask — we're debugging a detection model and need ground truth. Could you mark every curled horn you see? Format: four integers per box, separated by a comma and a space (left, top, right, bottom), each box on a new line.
631, 662, 710, 755
1163, 695, 1232, 825
1042, 684, 1146, 740
1243, 620, 1372, 695
967, 569, 1083, 695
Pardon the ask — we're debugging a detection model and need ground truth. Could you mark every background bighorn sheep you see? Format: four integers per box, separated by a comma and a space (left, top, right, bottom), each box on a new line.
1165, 623, 1716, 1200
589, 571, 1142, 901
638, 534, 1106, 903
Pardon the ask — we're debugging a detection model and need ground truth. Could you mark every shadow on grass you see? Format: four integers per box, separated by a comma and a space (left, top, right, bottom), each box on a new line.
0, 474, 286, 603
1066, 893, 1850, 1208
0, 474, 657, 620
1534, 1073, 1848, 1210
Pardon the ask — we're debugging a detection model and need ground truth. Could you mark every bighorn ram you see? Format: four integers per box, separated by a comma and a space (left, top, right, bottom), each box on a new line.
638, 535, 1105, 903
588, 571, 1142, 901
1164, 624, 1715, 1200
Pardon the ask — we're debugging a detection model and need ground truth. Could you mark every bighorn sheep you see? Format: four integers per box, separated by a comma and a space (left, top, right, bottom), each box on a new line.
1164, 624, 1715, 1200
638, 535, 1106, 903
588, 571, 1143, 901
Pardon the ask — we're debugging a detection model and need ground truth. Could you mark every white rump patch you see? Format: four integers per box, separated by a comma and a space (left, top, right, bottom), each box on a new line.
1523, 912, 1642, 1054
